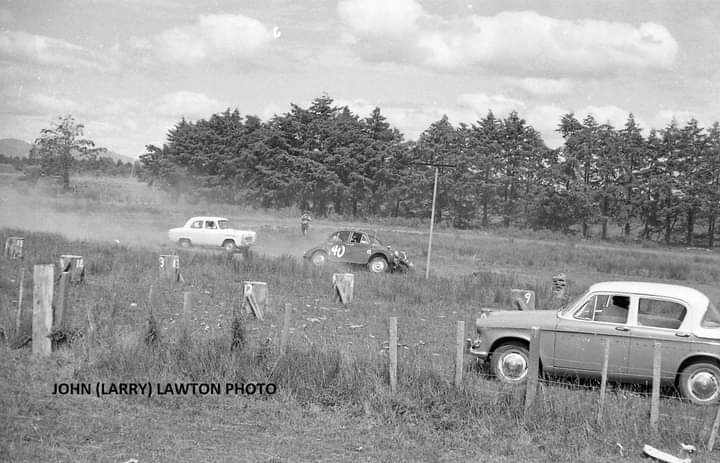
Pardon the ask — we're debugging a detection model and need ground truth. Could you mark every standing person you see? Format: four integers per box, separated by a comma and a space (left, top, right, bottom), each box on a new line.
300, 211, 312, 236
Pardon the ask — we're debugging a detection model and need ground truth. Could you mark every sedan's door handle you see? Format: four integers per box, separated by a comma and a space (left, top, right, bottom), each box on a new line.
615, 326, 630, 332
675, 332, 691, 338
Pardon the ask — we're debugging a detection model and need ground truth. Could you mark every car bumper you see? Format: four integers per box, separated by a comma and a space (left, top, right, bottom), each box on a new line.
465, 338, 489, 361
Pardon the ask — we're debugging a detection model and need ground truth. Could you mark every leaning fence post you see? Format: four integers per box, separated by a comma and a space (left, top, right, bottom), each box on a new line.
32, 264, 54, 355
182, 291, 192, 337
524, 327, 541, 417
389, 317, 398, 393
597, 337, 610, 424
708, 403, 720, 451
454, 321, 465, 387
279, 303, 291, 356
14, 266, 25, 336
650, 341, 661, 433
55, 271, 69, 329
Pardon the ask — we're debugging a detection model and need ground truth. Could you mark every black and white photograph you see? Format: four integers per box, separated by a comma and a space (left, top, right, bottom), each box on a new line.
1, 1, 720, 461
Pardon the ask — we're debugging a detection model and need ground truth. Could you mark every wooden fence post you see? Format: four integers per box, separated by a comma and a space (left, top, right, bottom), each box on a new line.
511, 289, 536, 311
14, 266, 25, 336
389, 317, 398, 393
279, 303, 291, 356
708, 403, 720, 451
454, 321, 465, 387
597, 337, 610, 424
650, 341, 661, 433
54, 271, 69, 330
333, 273, 354, 305
182, 291, 192, 337
524, 327, 541, 417
32, 264, 54, 355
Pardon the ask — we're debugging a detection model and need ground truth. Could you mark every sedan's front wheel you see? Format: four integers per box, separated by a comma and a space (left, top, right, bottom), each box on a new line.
368, 256, 388, 273
491, 343, 530, 384
679, 362, 720, 405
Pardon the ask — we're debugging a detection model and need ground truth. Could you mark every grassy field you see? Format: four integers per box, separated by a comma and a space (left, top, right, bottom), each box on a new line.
2, 174, 720, 462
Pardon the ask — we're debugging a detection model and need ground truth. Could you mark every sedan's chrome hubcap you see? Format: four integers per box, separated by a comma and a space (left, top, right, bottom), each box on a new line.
501, 352, 527, 380
312, 254, 325, 264
372, 261, 385, 272
690, 371, 719, 401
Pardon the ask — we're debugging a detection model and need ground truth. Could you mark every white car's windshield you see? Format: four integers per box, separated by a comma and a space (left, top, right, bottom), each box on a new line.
559, 292, 586, 316
218, 220, 230, 230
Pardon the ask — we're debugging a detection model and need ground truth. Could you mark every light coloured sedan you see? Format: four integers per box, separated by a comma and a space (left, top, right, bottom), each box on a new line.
168, 216, 256, 255
467, 281, 720, 404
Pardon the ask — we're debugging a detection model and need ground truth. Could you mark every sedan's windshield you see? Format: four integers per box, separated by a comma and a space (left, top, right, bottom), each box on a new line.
559, 293, 586, 316
218, 220, 231, 229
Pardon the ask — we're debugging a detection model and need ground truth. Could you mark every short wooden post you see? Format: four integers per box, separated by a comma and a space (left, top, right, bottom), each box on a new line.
650, 341, 662, 433
4, 236, 24, 259
332, 273, 354, 305
241, 281, 267, 320
511, 289, 536, 311
14, 266, 25, 336
454, 321, 465, 387
158, 255, 180, 282
524, 327, 541, 417
597, 337, 610, 424
279, 303, 291, 355
59, 255, 85, 284
708, 403, 720, 451
54, 271, 69, 329
389, 317, 398, 393
182, 291, 192, 337
32, 264, 54, 355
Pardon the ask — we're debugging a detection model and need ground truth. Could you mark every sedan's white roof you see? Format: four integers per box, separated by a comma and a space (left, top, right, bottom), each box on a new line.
186, 216, 229, 222
588, 281, 709, 307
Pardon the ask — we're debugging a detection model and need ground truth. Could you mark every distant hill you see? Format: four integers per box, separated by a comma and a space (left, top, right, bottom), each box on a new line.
0, 138, 135, 164
0, 138, 32, 158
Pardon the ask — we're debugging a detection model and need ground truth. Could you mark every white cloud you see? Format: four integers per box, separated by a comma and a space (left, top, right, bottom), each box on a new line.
457, 93, 526, 116
28, 93, 84, 114
653, 109, 699, 128
337, 2, 679, 75
155, 91, 225, 119
131, 14, 274, 63
505, 77, 574, 96
0, 29, 117, 71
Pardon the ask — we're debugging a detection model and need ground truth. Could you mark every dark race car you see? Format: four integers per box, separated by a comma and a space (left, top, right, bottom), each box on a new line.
303, 230, 413, 273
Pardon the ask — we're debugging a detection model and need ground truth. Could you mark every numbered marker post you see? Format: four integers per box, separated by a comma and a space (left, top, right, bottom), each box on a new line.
332, 273, 354, 305
4, 236, 24, 259
59, 255, 85, 284
241, 281, 267, 320
159, 255, 180, 282
511, 289, 536, 311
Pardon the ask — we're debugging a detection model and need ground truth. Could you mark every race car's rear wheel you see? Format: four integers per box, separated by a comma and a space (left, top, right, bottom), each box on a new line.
178, 239, 192, 248
368, 256, 389, 273
311, 251, 328, 266
679, 362, 720, 405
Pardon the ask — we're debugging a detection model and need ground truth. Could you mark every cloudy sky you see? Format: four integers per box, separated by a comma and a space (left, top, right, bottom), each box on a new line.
1, 0, 718, 157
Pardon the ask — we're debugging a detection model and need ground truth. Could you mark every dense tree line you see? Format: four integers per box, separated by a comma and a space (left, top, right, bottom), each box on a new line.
140, 95, 720, 246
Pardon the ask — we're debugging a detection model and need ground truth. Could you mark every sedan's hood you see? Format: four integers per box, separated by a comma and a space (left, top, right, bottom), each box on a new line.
478, 309, 557, 328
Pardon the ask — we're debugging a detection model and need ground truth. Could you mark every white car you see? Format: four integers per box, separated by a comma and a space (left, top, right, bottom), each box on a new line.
168, 216, 256, 254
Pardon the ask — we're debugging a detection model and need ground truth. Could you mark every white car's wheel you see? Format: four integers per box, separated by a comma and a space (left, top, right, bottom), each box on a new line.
178, 239, 191, 248
368, 256, 388, 273
679, 362, 720, 405
223, 240, 236, 251
491, 343, 530, 384
311, 251, 327, 266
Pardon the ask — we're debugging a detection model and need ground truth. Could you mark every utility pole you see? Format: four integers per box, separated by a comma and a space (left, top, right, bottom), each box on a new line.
411, 161, 456, 280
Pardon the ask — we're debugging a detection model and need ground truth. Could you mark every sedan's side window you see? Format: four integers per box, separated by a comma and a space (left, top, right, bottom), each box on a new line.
191, 221, 203, 229
637, 299, 686, 330
575, 294, 629, 324
205, 221, 217, 229
360, 234, 369, 244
